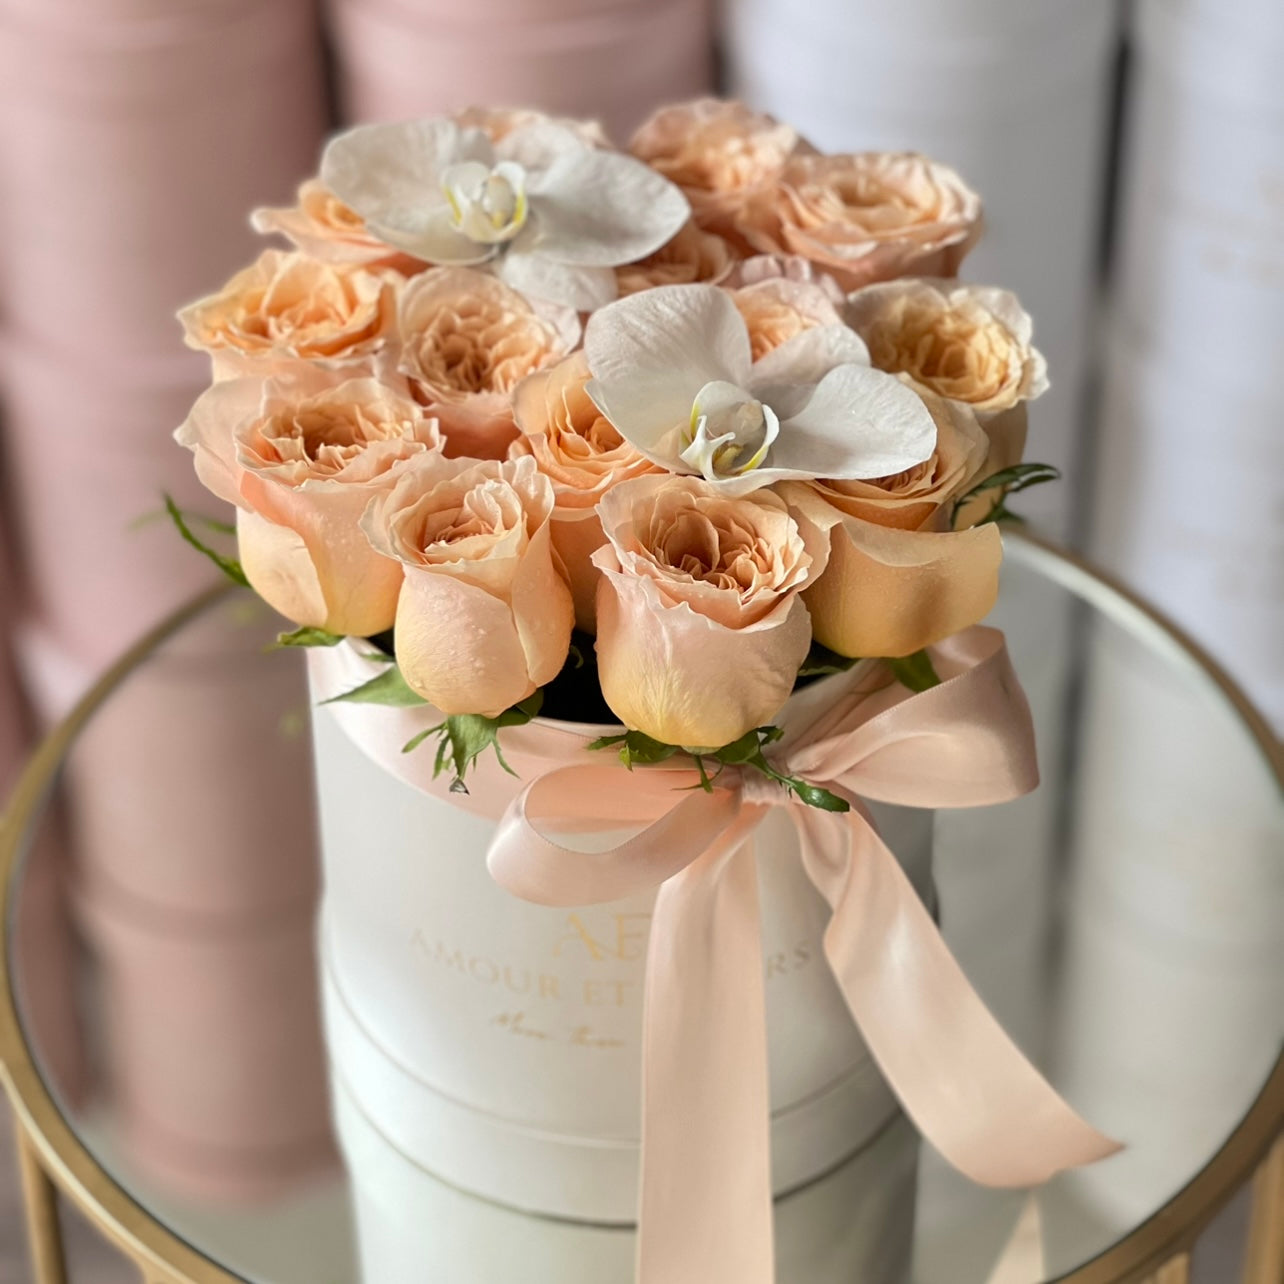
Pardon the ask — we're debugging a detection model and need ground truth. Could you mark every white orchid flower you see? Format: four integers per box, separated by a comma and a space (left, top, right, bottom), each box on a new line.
583, 284, 939, 494
320, 119, 690, 312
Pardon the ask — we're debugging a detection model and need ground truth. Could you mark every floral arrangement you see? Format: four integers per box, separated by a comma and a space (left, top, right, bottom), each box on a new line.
175, 99, 1052, 803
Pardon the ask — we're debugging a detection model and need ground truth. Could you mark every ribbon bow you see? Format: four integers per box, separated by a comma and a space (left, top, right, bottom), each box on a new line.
314, 626, 1119, 1284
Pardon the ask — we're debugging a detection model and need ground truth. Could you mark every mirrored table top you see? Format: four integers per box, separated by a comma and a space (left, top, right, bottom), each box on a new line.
3, 534, 1282, 1284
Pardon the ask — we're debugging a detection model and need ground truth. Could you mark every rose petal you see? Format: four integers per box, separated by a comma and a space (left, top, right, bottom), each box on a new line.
776, 364, 938, 480
174, 378, 265, 508
239, 471, 404, 637
523, 148, 691, 267
236, 506, 328, 630
748, 323, 870, 392
593, 559, 812, 747
549, 509, 609, 633
394, 566, 537, 717
802, 514, 1003, 657
509, 520, 577, 685
584, 284, 753, 456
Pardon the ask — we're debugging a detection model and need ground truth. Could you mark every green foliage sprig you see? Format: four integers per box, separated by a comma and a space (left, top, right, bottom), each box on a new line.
587, 725, 850, 813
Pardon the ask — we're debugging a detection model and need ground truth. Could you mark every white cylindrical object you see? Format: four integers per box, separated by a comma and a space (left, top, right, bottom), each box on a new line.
334, 1075, 918, 1284
310, 672, 935, 1225
1091, 0, 1284, 728
725, 0, 1118, 539
1051, 618, 1284, 1230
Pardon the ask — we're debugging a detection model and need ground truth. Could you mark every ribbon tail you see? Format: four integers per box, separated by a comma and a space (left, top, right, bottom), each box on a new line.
637, 807, 775, 1284
801, 810, 1122, 1188
986, 1194, 1045, 1284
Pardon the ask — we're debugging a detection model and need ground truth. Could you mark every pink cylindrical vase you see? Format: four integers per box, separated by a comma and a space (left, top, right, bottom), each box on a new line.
0, 0, 327, 355
77, 887, 333, 1205
325, 0, 713, 142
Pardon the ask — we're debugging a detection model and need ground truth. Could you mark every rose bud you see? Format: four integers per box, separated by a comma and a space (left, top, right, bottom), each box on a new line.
511, 352, 662, 632
780, 394, 1003, 659
175, 370, 441, 636
363, 454, 574, 717
592, 475, 825, 748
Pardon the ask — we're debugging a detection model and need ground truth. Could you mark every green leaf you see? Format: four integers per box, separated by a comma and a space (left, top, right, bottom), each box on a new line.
713, 731, 763, 765
886, 650, 942, 693
790, 782, 851, 813
401, 727, 436, 755
952, 462, 1060, 528
164, 494, 249, 588
403, 692, 544, 792
276, 626, 346, 649
321, 665, 428, 707
798, 642, 859, 678
583, 723, 847, 814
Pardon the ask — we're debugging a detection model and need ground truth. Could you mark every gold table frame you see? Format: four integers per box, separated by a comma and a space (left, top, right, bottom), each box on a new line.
1, 538, 1281, 1284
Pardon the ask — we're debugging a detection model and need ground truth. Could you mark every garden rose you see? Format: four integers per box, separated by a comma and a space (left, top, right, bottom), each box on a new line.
630, 99, 802, 244
615, 221, 736, 297
728, 275, 846, 362
251, 180, 424, 270
781, 395, 1004, 658
362, 454, 573, 716
511, 352, 661, 630
738, 153, 982, 291
592, 475, 824, 747
179, 250, 394, 379
394, 267, 580, 460
175, 370, 441, 635
452, 106, 610, 149
846, 279, 1048, 414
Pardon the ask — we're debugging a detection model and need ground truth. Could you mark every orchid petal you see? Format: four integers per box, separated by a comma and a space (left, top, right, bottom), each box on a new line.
583, 285, 753, 457
776, 365, 939, 481
498, 250, 617, 312
524, 149, 690, 266
321, 120, 493, 260
494, 120, 590, 171
392, 204, 497, 265
749, 324, 870, 390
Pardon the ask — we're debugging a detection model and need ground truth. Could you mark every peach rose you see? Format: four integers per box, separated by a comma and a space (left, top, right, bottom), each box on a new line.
592, 475, 824, 747
452, 105, 611, 148
846, 279, 1048, 414
630, 99, 803, 244
180, 249, 395, 380
728, 275, 847, 362
392, 267, 581, 461
738, 153, 982, 291
251, 179, 426, 271
780, 395, 1005, 658
511, 352, 662, 630
723, 253, 846, 302
175, 370, 441, 636
615, 221, 737, 297
362, 453, 573, 716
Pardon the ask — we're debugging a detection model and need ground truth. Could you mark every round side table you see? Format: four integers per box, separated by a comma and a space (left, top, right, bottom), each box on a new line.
1, 534, 1281, 1284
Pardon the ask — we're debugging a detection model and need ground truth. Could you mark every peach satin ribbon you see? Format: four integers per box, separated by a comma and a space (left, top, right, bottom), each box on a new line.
312, 625, 1120, 1284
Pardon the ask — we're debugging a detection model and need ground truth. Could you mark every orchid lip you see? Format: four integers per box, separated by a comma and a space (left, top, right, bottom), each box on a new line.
680, 382, 780, 481
441, 160, 530, 246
